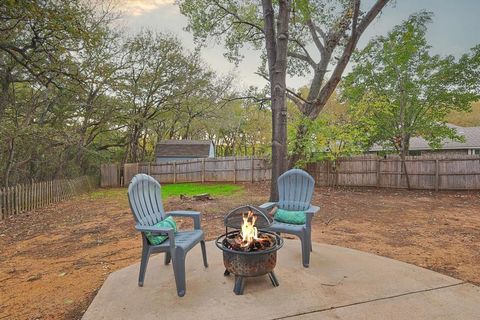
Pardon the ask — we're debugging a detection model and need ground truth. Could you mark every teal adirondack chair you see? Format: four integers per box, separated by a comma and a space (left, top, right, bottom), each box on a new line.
128, 174, 208, 297
260, 169, 319, 267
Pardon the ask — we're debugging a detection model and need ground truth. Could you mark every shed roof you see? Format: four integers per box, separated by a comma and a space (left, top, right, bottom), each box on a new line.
370, 125, 480, 152
155, 140, 212, 158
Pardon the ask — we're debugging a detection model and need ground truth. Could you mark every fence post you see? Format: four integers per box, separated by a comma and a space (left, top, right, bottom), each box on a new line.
38, 181, 41, 207
30, 179, 35, 210
435, 159, 439, 192
202, 159, 205, 183
14, 185, 18, 215
19, 184, 24, 214
45, 181, 48, 206
326, 161, 330, 187
40, 181, 43, 207
46, 181, 49, 205
8, 186, 12, 216
251, 156, 254, 183
233, 157, 237, 184
376, 159, 381, 188
173, 162, 177, 184
17, 184, 22, 214
22, 183, 26, 213
42, 181, 47, 207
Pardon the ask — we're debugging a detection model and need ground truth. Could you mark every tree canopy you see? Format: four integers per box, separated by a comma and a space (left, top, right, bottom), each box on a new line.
0, 1, 271, 187
342, 11, 479, 157
178, 0, 390, 199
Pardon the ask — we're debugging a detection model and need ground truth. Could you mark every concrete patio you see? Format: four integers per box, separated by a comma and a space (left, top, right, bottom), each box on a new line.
83, 240, 480, 320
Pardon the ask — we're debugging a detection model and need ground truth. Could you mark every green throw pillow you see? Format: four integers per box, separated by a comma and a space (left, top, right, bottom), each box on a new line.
145, 216, 177, 245
274, 208, 306, 225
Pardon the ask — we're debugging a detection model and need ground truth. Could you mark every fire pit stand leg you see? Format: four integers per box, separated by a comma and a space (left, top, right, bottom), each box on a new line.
233, 275, 245, 295
268, 272, 279, 287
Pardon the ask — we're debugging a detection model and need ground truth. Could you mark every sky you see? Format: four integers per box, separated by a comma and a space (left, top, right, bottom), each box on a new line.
116, 0, 480, 90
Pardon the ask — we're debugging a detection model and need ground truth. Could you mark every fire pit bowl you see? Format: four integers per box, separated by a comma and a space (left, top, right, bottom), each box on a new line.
216, 205, 284, 295
216, 230, 283, 277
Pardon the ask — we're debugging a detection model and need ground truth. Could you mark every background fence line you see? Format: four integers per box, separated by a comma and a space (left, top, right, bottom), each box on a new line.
306, 154, 480, 190
0, 176, 97, 220
100, 154, 480, 191
101, 156, 272, 187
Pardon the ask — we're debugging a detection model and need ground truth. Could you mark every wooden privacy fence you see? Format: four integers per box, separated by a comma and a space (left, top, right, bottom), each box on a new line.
306, 155, 480, 190
102, 156, 272, 187
101, 155, 480, 190
100, 163, 120, 187
0, 176, 97, 220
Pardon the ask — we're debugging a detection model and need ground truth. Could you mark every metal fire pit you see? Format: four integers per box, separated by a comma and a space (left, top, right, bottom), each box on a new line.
215, 205, 284, 295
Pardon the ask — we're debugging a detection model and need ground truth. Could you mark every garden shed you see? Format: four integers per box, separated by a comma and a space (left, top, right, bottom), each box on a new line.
154, 140, 215, 163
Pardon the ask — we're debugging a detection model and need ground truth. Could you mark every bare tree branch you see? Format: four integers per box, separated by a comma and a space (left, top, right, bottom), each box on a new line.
308, 0, 390, 118
288, 50, 316, 67
306, 19, 325, 58
286, 88, 307, 113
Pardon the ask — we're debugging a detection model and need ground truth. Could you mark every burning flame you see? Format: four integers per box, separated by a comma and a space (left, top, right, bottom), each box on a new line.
240, 211, 259, 247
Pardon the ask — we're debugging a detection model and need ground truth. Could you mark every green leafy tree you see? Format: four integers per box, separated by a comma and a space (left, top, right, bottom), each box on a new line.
0, 0, 117, 186
287, 91, 367, 166
342, 12, 479, 187
178, 0, 389, 200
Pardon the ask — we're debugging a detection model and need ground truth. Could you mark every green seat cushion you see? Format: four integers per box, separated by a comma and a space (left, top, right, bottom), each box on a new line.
274, 208, 306, 225
145, 216, 177, 245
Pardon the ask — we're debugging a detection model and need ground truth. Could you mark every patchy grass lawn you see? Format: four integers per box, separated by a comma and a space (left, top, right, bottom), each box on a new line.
160, 183, 243, 199
88, 182, 243, 200
0, 183, 479, 319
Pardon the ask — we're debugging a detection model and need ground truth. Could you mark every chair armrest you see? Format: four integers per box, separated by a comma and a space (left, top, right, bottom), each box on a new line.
305, 205, 320, 227
306, 205, 320, 214
166, 210, 202, 230
259, 202, 277, 211
135, 224, 175, 251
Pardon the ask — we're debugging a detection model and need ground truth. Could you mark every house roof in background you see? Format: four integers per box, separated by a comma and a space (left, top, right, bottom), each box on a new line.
370, 125, 480, 152
155, 140, 212, 157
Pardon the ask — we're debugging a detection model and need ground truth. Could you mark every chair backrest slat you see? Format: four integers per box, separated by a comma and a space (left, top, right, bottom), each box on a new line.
128, 174, 166, 226
137, 179, 150, 224
129, 181, 147, 224
277, 169, 315, 211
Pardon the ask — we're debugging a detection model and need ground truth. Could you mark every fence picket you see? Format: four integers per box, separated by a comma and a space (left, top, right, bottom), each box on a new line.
7, 187, 11, 216
0, 176, 96, 220
19, 184, 23, 214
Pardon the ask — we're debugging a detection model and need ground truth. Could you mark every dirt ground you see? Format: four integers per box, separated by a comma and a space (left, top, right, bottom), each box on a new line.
1, 183, 479, 320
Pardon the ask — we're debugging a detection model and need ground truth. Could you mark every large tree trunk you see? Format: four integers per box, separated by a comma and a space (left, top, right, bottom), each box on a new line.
129, 125, 141, 163
399, 83, 411, 189
262, 0, 290, 201
400, 147, 411, 189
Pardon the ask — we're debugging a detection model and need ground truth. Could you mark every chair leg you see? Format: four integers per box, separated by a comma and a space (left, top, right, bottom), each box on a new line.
307, 227, 313, 252
164, 252, 171, 265
200, 240, 208, 268
301, 235, 310, 268
138, 244, 150, 287
172, 249, 186, 297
